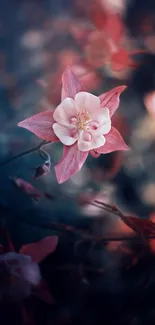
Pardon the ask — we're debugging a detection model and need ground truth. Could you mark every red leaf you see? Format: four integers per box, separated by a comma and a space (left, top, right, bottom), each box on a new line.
18, 110, 59, 142
19, 236, 58, 263
111, 48, 131, 71
89, 4, 124, 43
104, 14, 124, 44
89, 4, 107, 30
33, 279, 55, 304
11, 177, 43, 202
99, 86, 127, 117
120, 216, 155, 236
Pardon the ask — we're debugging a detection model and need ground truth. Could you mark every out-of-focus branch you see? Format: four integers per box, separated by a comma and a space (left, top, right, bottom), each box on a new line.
0, 141, 51, 168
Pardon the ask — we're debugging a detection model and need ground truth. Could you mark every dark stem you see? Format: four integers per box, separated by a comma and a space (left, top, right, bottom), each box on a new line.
5, 214, 155, 243
50, 264, 106, 273
0, 200, 154, 244
0, 141, 51, 168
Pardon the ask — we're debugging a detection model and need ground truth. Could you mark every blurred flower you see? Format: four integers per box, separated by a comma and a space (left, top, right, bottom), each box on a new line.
0, 236, 58, 302
58, 50, 81, 70
69, 19, 93, 45
85, 31, 111, 68
85, 10, 143, 77
0, 252, 41, 301
20, 30, 44, 50
18, 67, 129, 183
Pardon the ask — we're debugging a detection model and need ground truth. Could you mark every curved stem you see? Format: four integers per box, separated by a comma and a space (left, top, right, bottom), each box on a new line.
0, 141, 51, 168
39, 148, 51, 163
0, 203, 155, 243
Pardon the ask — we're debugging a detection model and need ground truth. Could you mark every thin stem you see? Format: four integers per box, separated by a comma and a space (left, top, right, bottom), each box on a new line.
39, 148, 51, 163
93, 200, 122, 217
1, 205, 155, 243
0, 200, 155, 244
0, 141, 51, 168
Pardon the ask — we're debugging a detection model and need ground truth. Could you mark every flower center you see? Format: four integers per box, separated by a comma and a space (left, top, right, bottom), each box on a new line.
72, 110, 92, 131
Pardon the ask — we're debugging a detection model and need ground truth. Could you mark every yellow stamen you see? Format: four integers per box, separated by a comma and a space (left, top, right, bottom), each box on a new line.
76, 110, 92, 130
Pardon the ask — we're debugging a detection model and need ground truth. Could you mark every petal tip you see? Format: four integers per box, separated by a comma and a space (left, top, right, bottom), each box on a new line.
55, 166, 65, 184
17, 121, 24, 128
124, 145, 130, 151
119, 85, 127, 93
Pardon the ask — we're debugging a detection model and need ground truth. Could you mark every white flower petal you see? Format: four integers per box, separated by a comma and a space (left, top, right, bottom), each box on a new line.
53, 123, 77, 146
97, 107, 110, 123
78, 131, 106, 151
75, 92, 100, 116
23, 262, 41, 285
53, 98, 77, 126
89, 107, 111, 135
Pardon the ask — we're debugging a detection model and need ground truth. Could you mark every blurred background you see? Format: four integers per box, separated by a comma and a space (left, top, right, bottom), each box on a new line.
1, 0, 155, 231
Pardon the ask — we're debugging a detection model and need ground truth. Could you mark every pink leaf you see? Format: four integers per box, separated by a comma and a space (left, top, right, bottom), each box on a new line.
33, 279, 55, 304
99, 86, 127, 117
96, 127, 129, 154
61, 67, 81, 101
18, 110, 59, 142
11, 177, 43, 202
55, 143, 88, 184
19, 236, 58, 263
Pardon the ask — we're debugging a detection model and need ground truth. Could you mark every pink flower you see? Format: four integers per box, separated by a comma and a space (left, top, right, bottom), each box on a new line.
0, 236, 58, 302
18, 67, 129, 184
0, 252, 41, 301
53, 92, 111, 151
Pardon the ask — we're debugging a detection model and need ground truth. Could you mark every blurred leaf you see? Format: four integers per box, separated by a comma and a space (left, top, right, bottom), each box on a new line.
11, 177, 43, 203
19, 236, 58, 263
121, 215, 155, 236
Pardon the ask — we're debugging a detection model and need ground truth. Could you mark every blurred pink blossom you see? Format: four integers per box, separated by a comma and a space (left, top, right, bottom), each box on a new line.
0, 252, 41, 301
